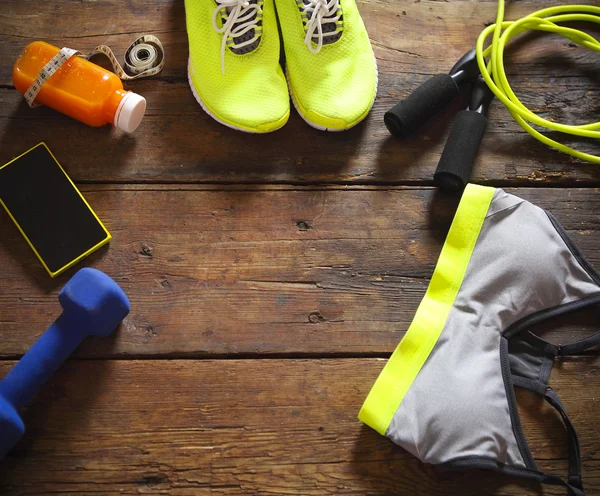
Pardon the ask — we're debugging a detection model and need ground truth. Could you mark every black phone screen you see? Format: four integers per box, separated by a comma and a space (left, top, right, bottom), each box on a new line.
0, 143, 110, 276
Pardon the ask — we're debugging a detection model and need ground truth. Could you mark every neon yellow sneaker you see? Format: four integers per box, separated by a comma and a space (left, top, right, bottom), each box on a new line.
185, 0, 290, 133
275, 0, 377, 131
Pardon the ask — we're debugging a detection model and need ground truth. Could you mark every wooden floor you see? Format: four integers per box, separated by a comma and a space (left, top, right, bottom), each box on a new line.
1, 0, 599, 494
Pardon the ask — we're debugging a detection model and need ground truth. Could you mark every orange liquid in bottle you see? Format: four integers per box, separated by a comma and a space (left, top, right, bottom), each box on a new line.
13, 41, 146, 132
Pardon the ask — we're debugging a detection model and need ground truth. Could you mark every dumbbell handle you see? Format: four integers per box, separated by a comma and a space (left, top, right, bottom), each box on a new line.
0, 313, 86, 411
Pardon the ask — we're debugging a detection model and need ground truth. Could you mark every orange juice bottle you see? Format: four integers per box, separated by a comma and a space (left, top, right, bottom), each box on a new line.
13, 41, 146, 133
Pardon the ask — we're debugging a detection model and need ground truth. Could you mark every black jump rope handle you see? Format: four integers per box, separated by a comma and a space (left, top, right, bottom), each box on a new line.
384, 50, 480, 139
434, 76, 494, 194
384, 74, 459, 139
383, 50, 493, 195
434, 110, 488, 194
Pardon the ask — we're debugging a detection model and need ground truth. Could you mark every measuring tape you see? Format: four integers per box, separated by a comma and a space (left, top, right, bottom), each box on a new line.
24, 35, 165, 108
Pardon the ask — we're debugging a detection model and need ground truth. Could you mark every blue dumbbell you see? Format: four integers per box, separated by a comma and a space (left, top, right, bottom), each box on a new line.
0, 268, 130, 458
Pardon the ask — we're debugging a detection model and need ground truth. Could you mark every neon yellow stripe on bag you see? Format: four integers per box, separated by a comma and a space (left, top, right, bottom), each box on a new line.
358, 184, 495, 435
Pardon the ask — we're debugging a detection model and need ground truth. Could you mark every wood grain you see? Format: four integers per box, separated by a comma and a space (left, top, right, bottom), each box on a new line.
1, 0, 599, 185
1, 0, 600, 493
1, 186, 600, 358
0, 358, 598, 495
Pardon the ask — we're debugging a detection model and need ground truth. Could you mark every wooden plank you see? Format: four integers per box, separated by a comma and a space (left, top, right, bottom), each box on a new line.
1, 0, 599, 185
2, 0, 593, 82
1, 186, 599, 358
0, 358, 597, 495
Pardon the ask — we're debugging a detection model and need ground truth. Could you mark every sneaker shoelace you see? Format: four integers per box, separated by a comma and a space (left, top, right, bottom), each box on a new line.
212, 0, 262, 74
300, 0, 343, 53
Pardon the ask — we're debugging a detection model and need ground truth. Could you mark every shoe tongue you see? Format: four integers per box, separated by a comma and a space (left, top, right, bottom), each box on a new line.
224, 0, 261, 55
301, 0, 342, 45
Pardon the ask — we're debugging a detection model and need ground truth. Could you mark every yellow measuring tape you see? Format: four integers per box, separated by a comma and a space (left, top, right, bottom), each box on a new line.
476, 2, 600, 164
25, 35, 164, 108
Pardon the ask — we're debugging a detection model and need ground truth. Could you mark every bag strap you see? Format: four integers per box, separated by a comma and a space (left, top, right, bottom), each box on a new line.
544, 387, 584, 495
512, 377, 585, 495
541, 472, 585, 496
509, 325, 599, 494
523, 329, 600, 357
557, 330, 600, 356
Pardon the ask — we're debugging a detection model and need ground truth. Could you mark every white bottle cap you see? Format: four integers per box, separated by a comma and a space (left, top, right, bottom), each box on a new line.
114, 91, 147, 133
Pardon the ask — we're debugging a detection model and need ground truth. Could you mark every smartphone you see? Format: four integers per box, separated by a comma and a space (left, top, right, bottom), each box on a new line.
0, 143, 111, 277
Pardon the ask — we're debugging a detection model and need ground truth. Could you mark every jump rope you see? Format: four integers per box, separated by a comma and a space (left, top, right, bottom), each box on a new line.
385, 2, 600, 193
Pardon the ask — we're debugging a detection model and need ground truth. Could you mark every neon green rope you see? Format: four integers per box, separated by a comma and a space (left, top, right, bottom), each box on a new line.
476, 2, 600, 163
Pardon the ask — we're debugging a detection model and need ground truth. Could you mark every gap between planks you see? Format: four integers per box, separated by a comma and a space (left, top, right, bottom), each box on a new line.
70, 183, 600, 191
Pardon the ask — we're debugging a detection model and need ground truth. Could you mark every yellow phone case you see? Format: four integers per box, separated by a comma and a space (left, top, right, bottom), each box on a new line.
0, 142, 111, 277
